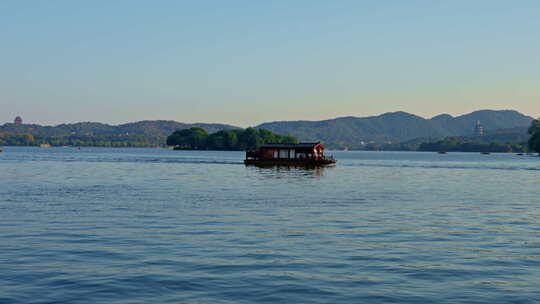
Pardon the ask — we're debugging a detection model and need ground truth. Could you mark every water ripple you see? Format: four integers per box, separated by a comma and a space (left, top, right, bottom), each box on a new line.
1, 148, 539, 303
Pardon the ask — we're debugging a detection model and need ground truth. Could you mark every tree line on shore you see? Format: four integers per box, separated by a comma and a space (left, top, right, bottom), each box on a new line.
0, 133, 164, 147
351, 138, 526, 152
416, 138, 526, 153
528, 118, 540, 154
166, 127, 298, 150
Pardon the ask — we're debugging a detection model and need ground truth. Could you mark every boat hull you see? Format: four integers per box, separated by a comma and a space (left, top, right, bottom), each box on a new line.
244, 159, 336, 167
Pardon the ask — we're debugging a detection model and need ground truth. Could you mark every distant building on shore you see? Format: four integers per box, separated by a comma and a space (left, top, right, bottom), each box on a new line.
474, 120, 484, 137
14, 116, 23, 125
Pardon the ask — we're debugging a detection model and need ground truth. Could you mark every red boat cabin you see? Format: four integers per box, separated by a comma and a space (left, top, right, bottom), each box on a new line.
245, 142, 336, 166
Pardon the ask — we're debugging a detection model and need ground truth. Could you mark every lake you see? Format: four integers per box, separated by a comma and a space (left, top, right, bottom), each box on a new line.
1, 147, 539, 303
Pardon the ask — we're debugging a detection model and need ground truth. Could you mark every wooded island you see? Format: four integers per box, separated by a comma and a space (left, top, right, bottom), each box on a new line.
166, 127, 298, 150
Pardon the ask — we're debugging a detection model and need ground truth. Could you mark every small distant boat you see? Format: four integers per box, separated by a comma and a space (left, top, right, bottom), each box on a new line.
39, 143, 52, 148
245, 142, 336, 166
438, 151, 447, 154
517, 153, 524, 156
481, 152, 491, 155
0, 149, 3, 152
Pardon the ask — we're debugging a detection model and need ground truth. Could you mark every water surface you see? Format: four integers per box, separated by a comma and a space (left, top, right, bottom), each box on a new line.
1, 147, 539, 303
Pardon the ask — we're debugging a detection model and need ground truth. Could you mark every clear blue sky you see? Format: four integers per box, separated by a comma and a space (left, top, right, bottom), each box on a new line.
1, 0, 539, 126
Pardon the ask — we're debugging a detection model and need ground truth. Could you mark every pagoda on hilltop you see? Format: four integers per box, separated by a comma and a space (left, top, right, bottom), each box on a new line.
474, 120, 484, 137
14, 116, 23, 125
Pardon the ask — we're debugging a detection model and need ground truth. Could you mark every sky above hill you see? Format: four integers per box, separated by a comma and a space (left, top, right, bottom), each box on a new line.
1, 1, 539, 127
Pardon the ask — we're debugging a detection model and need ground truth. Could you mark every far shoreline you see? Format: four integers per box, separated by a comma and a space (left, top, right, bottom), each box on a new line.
1, 145, 538, 156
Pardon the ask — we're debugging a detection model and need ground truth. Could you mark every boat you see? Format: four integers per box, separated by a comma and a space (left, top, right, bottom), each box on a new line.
244, 142, 336, 166
481, 152, 491, 155
438, 151, 447, 154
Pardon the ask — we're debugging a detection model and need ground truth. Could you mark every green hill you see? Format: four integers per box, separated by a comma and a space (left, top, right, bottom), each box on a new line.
0, 110, 534, 148
256, 110, 533, 149
0, 121, 239, 147
0, 120, 238, 137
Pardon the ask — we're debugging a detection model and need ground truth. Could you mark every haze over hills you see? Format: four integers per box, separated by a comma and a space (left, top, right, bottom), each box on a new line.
256, 110, 534, 148
0, 121, 239, 147
0, 121, 238, 137
1, 110, 534, 148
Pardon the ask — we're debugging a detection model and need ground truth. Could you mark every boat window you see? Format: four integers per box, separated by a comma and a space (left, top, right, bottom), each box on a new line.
290, 149, 295, 158
279, 149, 288, 158
273, 150, 278, 158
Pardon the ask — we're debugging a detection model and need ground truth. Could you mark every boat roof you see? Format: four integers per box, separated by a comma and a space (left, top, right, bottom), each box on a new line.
259, 142, 323, 149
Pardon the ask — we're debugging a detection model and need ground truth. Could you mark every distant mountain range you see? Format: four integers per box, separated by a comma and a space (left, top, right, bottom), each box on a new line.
0, 121, 238, 137
1, 110, 534, 148
256, 110, 534, 148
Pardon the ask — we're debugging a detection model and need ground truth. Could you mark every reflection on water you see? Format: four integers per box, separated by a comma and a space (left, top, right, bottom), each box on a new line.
247, 164, 329, 178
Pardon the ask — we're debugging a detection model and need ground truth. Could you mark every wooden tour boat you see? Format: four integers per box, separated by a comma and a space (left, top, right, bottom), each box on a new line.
244, 142, 336, 166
